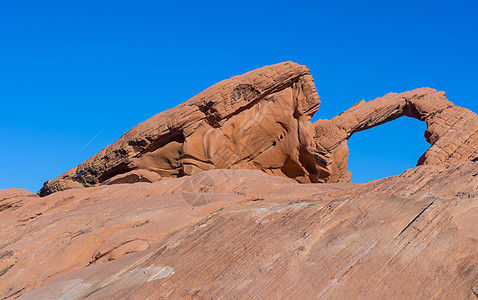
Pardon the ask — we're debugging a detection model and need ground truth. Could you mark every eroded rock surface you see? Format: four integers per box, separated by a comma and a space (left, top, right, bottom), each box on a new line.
0, 188, 37, 216
39, 63, 478, 196
1, 162, 476, 299
40, 62, 323, 196
3, 61, 478, 298
102, 169, 161, 185
314, 88, 478, 182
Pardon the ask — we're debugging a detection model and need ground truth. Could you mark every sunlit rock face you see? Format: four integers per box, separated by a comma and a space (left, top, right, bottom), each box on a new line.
3, 62, 478, 299
313, 88, 478, 182
39, 62, 478, 196
39, 62, 325, 196
2, 162, 478, 299
38, 63, 478, 197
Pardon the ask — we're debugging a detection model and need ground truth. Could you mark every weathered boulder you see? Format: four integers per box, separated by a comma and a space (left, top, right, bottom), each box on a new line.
38, 175, 85, 197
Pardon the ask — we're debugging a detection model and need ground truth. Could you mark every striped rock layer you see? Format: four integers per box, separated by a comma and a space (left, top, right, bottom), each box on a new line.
39, 62, 478, 196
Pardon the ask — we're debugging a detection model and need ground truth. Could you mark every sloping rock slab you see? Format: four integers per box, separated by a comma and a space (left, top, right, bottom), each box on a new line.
6, 162, 477, 299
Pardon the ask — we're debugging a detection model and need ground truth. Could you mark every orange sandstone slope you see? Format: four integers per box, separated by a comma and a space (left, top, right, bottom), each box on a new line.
0, 62, 477, 299
2, 164, 478, 299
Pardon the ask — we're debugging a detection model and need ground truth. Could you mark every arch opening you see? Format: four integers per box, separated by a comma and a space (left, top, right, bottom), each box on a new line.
347, 117, 429, 183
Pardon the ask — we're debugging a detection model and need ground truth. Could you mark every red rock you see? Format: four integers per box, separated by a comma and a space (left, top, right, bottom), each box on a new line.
102, 169, 161, 185
2, 62, 477, 299
314, 88, 478, 181
0, 188, 36, 201
39, 62, 322, 195
39, 66, 478, 196
1, 162, 476, 299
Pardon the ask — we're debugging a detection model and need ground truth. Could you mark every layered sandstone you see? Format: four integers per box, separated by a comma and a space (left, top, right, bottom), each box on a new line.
1, 161, 477, 299
39, 62, 323, 196
314, 88, 478, 182
2, 62, 478, 299
39, 63, 478, 196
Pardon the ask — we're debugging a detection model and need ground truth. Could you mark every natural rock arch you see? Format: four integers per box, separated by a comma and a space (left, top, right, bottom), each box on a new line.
313, 88, 478, 182
39, 62, 478, 196
344, 117, 429, 182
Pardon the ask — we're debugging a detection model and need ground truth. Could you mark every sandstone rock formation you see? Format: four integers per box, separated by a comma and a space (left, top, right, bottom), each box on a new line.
39, 63, 478, 196
2, 62, 478, 299
39, 62, 322, 196
38, 63, 477, 196
314, 88, 478, 182
1, 161, 477, 299
0, 188, 37, 216
102, 169, 161, 185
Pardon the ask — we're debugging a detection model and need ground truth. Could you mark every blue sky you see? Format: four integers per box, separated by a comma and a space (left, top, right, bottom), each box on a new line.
1, 0, 477, 192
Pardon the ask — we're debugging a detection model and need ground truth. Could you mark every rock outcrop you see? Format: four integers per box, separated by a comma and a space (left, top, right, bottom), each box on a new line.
314, 88, 478, 182
39, 63, 478, 196
1, 161, 477, 299
3, 62, 478, 298
0, 188, 37, 215
39, 62, 323, 195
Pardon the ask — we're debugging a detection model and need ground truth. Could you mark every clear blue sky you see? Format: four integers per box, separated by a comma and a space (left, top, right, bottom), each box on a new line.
1, 0, 477, 192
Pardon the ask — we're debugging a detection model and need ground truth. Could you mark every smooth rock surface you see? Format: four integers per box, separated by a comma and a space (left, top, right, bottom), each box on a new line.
102, 169, 162, 185
1, 162, 476, 299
